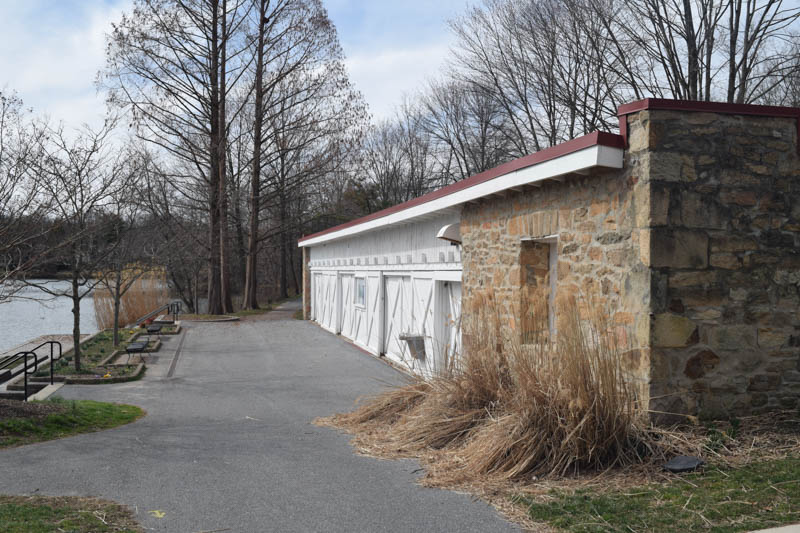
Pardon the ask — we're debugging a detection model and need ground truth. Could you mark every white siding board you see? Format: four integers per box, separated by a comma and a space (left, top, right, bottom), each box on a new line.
308, 213, 461, 272
306, 212, 463, 377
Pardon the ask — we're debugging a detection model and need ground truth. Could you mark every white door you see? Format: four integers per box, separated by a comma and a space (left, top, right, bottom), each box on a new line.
444, 282, 462, 366
319, 273, 337, 332
411, 276, 435, 375
365, 274, 382, 352
312, 273, 321, 322
383, 275, 412, 366
351, 275, 374, 349
340, 274, 355, 339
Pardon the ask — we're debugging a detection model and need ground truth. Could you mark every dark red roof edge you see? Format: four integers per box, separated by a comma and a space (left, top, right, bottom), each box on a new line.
618, 98, 800, 118
299, 130, 624, 245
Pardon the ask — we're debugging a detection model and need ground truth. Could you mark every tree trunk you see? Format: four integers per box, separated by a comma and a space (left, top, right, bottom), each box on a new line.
206, 0, 223, 316
279, 194, 288, 299
243, 0, 267, 310
71, 273, 81, 372
219, 0, 234, 313
113, 278, 122, 347
208, 177, 223, 314
234, 187, 246, 290
682, 0, 699, 100
289, 243, 300, 296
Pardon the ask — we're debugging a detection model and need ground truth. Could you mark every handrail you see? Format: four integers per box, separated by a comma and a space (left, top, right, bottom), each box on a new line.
128, 300, 182, 328
0, 340, 62, 401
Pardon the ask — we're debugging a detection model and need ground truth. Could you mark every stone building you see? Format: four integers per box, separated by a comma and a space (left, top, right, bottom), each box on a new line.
299, 98, 800, 417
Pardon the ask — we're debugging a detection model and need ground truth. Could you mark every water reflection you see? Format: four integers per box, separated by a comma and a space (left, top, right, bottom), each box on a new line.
0, 280, 98, 353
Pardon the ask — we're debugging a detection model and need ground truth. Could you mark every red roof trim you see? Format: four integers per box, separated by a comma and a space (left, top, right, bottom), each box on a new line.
299, 130, 624, 245
618, 98, 800, 118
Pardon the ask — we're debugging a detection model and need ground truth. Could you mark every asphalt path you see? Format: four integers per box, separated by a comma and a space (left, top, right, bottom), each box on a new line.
0, 301, 516, 532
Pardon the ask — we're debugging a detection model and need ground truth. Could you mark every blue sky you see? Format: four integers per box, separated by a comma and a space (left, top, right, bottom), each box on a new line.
327, 0, 472, 118
0, 0, 472, 127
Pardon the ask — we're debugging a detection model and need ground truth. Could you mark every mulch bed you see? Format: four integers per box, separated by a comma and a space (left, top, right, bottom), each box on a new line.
0, 399, 67, 419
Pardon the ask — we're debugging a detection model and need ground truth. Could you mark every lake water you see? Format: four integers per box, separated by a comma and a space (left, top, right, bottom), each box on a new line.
0, 281, 98, 353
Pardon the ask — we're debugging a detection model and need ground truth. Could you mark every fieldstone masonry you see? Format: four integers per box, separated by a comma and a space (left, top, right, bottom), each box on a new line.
639, 107, 800, 418
461, 101, 800, 419
460, 115, 653, 402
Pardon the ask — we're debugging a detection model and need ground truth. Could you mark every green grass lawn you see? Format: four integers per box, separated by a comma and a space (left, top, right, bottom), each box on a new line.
0, 495, 142, 532
0, 398, 144, 449
37, 329, 138, 377
517, 458, 800, 532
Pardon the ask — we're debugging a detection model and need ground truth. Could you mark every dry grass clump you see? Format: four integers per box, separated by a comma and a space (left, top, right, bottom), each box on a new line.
319, 291, 662, 484
93, 272, 169, 329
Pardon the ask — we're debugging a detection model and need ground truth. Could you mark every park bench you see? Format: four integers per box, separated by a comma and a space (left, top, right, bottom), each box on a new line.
146, 324, 162, 336
125, 336, 151, 364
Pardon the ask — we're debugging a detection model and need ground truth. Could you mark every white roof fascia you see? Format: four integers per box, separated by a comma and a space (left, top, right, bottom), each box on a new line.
300, 144, 623, 248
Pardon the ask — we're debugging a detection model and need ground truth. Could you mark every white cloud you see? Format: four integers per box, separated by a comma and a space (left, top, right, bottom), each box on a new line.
0, 1, 464, 127
0, 1, 131, 129
345, 42, 451, 120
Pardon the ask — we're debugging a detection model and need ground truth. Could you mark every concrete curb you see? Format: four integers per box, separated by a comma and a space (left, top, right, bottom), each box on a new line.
29, 382, 64, 401
62, 363, 146, 385
180, 316, 239, 322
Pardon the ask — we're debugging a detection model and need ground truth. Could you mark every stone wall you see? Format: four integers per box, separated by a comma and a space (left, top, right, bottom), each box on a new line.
461, 105, 800, 419
460, 111, 653, 400
639, 109, 800, 417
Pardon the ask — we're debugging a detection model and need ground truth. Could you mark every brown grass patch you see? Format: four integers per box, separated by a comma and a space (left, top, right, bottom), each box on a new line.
94, 273, 169, 329
319, 293, 656, 481
0, 399, 67, 419
316, 291, 800, 528
0, 494, 143, 532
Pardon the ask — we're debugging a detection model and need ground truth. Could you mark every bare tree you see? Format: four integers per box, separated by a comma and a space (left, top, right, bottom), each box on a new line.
242, 0, 366, 304
140, 153, 207, 313
104, 0, 253, 315
29, 120, 136, 371
357, 101, 438, 212
421, 80, 510, 183
587, 0, 800, 103
96, 167, 163, 347
0, 90, 49, 301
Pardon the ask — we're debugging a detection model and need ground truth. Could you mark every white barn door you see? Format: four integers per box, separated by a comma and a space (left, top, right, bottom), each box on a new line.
383, 275, 411, 366
317, 273, 338, 332
312, 273, 321, 322
444, 281, 462, 368
339, 274, 355, 339
365, 275, 382, 352
411, 276, 435, 375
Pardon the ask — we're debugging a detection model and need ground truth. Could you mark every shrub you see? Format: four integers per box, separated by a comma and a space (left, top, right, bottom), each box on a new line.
323, 290, 657, 481
93, 273, 169, 329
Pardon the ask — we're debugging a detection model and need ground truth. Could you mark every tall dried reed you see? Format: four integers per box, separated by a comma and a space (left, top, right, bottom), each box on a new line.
93, 274, 169, 330
322, 289, 658, 482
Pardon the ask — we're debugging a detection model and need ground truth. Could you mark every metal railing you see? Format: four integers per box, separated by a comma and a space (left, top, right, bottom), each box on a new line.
129, 300, 183, 327
0, 340, 62, 401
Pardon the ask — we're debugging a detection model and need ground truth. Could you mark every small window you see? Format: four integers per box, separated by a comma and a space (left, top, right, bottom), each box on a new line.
520, 237, 558, 343
354, 277, 366, 308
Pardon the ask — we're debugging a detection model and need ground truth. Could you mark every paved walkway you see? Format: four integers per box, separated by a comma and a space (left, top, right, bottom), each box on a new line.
0, 301, 516, 532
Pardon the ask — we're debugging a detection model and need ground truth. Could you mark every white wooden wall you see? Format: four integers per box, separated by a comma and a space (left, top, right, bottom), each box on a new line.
307, 211, 463, 376
307, 212, 462, 272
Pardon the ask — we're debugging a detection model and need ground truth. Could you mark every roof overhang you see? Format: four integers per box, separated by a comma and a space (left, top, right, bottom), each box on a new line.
299, 131, 624, 248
